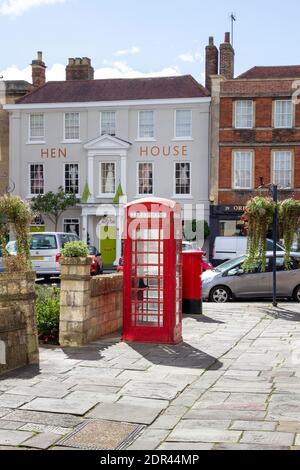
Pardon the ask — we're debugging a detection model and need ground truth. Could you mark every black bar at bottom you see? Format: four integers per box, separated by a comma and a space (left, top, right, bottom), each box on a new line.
183, 298, 203, 315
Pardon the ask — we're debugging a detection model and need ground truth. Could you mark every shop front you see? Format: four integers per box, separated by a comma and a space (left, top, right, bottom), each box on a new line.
209, 204, 247, 258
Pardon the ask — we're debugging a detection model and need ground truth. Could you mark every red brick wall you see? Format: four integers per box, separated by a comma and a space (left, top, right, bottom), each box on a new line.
218, 87, 300, 205
255, 98, 273, 127
220, 98, 233, 128
219, 148, 232, 189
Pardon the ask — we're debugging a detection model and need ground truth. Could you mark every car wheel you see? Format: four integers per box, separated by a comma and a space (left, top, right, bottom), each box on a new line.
210, 286, 231, 303
293, 285, 300, 302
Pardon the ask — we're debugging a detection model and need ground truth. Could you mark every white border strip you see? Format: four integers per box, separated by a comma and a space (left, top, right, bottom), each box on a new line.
4, 97, 211, 111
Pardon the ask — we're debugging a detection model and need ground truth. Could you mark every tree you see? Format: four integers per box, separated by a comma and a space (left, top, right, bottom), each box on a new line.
31, 187, 78, 232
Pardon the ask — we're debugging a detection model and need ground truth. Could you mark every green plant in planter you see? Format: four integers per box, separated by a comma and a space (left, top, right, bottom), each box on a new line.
61, 240, 89, 258
0, 195, 32, 272
279, 199, 300, 269
243, 196, 277, 272
36, 285, 60, 344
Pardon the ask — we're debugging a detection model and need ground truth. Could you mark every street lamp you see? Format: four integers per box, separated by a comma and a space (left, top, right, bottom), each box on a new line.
259, 178, 278, 308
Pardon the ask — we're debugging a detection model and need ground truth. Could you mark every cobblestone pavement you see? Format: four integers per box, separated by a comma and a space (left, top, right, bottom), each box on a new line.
1, 303, 300, 451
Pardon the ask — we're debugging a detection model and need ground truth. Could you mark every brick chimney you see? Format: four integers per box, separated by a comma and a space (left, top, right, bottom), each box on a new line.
205, 36, 219, 92
220, 32, 235, 80
66, 57, 94, 81
31, 51, 46, 88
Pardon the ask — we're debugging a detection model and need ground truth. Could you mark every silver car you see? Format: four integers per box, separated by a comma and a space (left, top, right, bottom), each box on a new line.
7, 232, 80, 280
202, 252, 300, 303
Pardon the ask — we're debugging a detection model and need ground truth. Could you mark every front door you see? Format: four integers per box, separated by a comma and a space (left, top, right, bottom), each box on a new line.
100, 225, 117, 265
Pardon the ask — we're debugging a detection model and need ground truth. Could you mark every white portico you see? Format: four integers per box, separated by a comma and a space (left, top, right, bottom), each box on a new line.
81, 134, 131, 264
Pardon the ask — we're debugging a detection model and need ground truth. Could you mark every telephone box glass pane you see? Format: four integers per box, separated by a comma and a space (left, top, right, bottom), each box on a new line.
131, 225, 164, 328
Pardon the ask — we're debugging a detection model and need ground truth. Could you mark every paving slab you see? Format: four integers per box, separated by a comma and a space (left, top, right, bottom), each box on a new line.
241, 431, 295, 447
0, 395, 32, 409
0, 430, 35, 446
0, 420, 23, 430
87, 403, 162, 425
158, 442, 214, 450
6, 410, 83, 428
117, 396, 169, 410
19, 423, 73, 435
21, 397, 98, 416
0, 409, 12, 419
21, 433, 61, 449
167, 428, 242, 444
230, 421, 277, 432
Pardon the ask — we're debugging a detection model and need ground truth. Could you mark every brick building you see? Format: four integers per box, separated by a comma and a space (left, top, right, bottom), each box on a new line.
208, 33, 300, 255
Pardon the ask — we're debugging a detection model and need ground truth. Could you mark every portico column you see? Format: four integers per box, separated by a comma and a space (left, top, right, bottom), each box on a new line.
82, 213, 88, 244
121, 154, 127, 195
88, 155, 95, 203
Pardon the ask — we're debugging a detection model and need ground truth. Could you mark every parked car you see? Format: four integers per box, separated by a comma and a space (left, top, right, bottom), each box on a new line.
88, 246, 104, 275
202, 252, 300, 303
212, 237, 284, 266
7, 232, 80, 280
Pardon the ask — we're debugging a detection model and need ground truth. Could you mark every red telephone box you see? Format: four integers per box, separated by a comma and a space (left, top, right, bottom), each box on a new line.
123, 198, 183, 345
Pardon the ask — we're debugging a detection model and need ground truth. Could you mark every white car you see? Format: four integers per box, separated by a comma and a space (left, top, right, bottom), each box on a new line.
213, 237, 284, 266
7, 232, 80, 280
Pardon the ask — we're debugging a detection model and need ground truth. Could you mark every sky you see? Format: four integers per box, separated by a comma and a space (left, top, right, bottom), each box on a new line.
0, 0, 300, 85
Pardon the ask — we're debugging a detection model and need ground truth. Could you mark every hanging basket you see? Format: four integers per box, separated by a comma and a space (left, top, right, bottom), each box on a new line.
279, 199, 300, 269
242, 196, 277, 272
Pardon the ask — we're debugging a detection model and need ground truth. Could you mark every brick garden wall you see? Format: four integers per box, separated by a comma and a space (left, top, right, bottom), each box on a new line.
59, 258, 123, 347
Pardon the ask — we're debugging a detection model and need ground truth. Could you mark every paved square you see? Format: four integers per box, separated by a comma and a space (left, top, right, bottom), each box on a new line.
0, 303, 300, 450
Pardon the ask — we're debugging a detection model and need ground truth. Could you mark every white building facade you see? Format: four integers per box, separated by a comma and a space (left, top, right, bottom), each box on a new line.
5, 75, 211, 266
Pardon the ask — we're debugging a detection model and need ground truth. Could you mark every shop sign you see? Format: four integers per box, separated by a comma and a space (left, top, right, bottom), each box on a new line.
139, 145, 188, 158
41, 148, 67, 159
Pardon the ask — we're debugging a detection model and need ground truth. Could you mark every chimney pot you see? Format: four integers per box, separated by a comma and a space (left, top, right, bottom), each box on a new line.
225, 32, 231, 44
209, 36, 214, 46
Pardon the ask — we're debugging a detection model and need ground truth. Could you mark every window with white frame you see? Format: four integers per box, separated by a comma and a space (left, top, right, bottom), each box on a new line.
273, 151, 292, 188
64, 164, 79, 195
138, 111, 154, 139
235, 100, 253, 129
29, 114, 45, 142
100, 162, 116, 195
175, 162, 191, 195
29, 164, 44, 195
101, 112, 116, 136
233, 151, 253, 189
175, 110, 192, 138
274, 100, 293, 128
64, 113, 80, 140
64, 219, 80, 236
138, 163, 153, 195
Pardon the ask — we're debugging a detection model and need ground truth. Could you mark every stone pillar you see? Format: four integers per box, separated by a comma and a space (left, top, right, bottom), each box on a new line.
0, 271, 39, 367
59, 258, 92, 347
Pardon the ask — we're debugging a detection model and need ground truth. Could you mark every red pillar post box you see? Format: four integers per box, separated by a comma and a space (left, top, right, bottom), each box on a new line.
182, 251, 204, 315
122, 198, 183, 345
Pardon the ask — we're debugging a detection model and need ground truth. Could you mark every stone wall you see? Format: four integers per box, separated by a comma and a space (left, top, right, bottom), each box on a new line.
0, 271, 39, 375
59, 258, 123, 347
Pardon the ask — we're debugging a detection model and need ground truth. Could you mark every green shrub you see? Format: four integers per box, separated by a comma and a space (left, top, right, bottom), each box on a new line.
36, 285, 60, 344
61, 241, 89, 258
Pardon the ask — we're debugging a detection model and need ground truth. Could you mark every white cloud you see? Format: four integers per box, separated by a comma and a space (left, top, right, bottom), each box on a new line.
114, 46, 140, 57
177, 52, 203, 63
0, 61, 180, 82
0, 0, 66, 16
